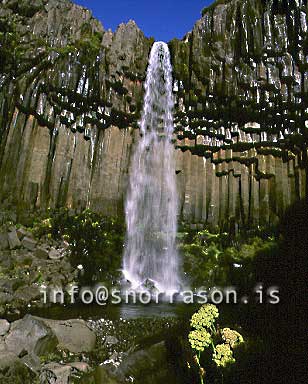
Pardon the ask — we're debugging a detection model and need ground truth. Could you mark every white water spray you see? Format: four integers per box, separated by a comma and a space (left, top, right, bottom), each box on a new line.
123, 42, 180, 293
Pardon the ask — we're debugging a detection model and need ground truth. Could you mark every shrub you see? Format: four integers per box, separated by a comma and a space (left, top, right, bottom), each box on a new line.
33, 209, 125, 285
179, 227, 278, 288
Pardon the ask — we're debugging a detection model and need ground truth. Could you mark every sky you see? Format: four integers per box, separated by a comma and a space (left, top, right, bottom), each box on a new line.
74, 0, 215, 42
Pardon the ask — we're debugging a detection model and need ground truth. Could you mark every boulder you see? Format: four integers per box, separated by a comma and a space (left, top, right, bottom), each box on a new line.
15, 251, 33, 266
14, 286, 41, 303
69, 362, 90, 373
93, 366, 121, 384
0, 292, 14, 305
42, 319, 96, 353
0, 351, 33, 382
0, 351, 20, 370
0, 319, 10, 336
7, 229, 21, 249
40, 363, 71, 384
21, 352, 42, 374
50, 272, 66, 286
0, 337, 7, 352
0, 232, 9, 250
49, 247, 63, 260
0, 251, 12, 268
0, 277, 22, 292
34, 247, 49, 259
21, 237, 37, 251
113, 342, 168, 382
104, 335, 119, 346
16, 228, 33, 240
5, 315, 58, 357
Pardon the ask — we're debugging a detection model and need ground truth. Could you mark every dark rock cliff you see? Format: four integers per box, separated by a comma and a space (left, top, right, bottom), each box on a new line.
171, 0, 308, 229
0, 0, 307, 230
0, 0, 152, 216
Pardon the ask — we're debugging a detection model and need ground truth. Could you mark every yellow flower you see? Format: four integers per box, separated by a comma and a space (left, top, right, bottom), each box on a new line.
213, 344, 235, 367
188, 329, 212, 352
221, 328, 244, 348
190, 304, 219, 330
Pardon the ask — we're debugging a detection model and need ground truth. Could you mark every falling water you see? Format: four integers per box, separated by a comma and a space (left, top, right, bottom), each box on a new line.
123, 42, 180, 293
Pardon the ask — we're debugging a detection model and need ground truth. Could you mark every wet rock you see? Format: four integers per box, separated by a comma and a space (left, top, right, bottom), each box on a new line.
21, 236, 37, 251
5, 315, 58, 357
104, 335, 119, 346
7, 229, 21, 249
142, 278, 157, 291
0, 319, 10, 336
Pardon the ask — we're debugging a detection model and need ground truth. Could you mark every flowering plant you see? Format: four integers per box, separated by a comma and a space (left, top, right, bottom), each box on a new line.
188, 304, 244, 384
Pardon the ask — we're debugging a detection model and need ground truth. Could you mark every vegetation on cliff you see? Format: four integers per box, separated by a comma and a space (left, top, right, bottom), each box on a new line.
179, 225, 278, 288
33, 209, 125, 284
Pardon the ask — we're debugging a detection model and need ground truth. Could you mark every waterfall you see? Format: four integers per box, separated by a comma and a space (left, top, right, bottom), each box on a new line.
123, 42, 180, 294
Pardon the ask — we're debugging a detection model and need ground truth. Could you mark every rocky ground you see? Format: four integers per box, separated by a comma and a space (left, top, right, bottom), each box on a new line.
0, 314, 185, 384
0, 216, 187, 383
0, 217, 94, 383
0, 220, 77, 317
0, 315, 95, 383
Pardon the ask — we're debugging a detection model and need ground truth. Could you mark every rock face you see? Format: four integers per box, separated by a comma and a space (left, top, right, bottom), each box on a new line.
0, 223, 75, 317
0, 0, 151, 218
0, 0, 307, 229
171, 0, 308, 229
